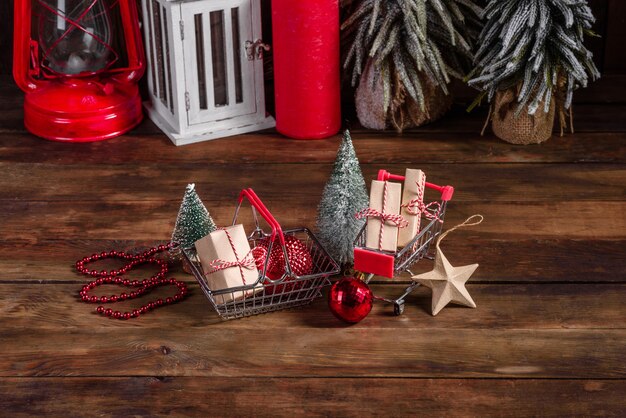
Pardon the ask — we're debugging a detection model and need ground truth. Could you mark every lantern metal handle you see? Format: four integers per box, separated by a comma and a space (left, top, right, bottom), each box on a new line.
13, 0, 45, 92
245, 39, 270, 61
111, 0, 146, 84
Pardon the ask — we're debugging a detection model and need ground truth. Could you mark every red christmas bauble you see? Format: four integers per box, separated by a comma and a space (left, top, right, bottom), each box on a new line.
254, 236, 313, 294
251, 245, 268, 272
328, 277, 373, 323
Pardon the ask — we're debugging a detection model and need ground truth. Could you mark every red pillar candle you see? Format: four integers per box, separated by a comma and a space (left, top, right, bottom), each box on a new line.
271, 0, 341, 139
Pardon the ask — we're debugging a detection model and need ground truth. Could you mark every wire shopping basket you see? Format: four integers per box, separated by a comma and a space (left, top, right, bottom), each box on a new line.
183, 188, 340, 319
353, 169, 454, 315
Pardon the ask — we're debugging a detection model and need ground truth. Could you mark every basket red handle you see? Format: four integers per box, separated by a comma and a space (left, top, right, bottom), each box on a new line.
236, 188, 297, 280
236, 188, 287, 249
377, 169, 454, 201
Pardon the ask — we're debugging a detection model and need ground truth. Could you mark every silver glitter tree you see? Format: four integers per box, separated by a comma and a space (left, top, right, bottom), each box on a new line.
468, 0, 600, 117
316, 130, 369, 266
171, 184, 217, 256
342, 0, 482, 130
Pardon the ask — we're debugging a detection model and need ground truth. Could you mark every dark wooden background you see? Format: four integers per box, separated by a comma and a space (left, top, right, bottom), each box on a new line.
1, 0, 625, 104
1, 1, 625, 416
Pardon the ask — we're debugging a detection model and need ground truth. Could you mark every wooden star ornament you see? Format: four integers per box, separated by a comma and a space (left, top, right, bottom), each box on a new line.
412, 215, 483, 316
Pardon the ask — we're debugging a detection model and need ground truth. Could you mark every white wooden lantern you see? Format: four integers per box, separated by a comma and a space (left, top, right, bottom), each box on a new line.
141, 0, 275, 146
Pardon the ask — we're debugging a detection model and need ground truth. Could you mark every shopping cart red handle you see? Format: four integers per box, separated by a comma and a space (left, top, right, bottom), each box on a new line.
237, 188, 286, 248
377, 169, 454, 201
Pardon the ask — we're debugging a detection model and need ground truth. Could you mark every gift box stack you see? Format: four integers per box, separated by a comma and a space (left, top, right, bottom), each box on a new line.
359, 168, 432, 252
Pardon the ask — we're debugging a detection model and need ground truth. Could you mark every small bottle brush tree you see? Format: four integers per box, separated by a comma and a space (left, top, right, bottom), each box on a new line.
171, 184, 217, 258
316, 130, 369, 266
468, 0, 600, 145
342, 0, 482, 132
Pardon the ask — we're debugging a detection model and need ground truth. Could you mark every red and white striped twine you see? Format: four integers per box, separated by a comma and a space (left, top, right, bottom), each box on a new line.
205, 228, 256, 284
402, 181, 443, 223
356, 181, 408, 250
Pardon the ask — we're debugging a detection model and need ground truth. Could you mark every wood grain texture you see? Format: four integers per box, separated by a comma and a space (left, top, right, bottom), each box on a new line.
1, 284, 625, 330
1, 377, 625, 417
2, 5, 626, 414
0, 3, 13, 75
574, 74, 626, 104
1, 163, 624, 203
1, 200, 623, 242
2, 130, 625, 165
586, 0, 608, 73
604, 0, 626, 73
2, 238, 624, 283
1, 326, 625, 378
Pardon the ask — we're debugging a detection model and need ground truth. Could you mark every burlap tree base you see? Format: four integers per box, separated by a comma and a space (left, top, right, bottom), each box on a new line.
355, 60, 452, 132
491, 89, 556, 145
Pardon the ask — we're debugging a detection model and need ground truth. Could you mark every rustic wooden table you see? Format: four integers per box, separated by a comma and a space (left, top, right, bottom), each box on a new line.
0, 77, 624, 416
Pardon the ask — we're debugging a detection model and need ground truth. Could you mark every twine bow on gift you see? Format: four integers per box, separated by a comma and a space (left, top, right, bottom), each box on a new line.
355, 181, 408, 250
204, 228, 256, 285
402, 181, 443, 223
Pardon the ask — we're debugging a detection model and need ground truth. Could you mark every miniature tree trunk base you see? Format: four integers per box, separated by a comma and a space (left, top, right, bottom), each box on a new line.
492, 89, 556, 145
355, 60, 452, 131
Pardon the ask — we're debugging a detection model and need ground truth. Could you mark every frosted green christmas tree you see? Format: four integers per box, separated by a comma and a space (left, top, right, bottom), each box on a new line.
316, 130, 369, 266
469, 0, 600, 122
171, 184, 217, 256
342, 0, 482, 131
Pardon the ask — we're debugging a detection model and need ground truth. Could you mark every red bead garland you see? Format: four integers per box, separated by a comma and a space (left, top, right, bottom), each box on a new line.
76, 243, 188, 320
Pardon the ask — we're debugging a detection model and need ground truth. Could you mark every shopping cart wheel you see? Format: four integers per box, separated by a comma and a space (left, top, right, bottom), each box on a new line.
394, 301, 405, 316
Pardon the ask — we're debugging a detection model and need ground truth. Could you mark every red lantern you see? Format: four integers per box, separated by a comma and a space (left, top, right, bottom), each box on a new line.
13, 0, 145, 142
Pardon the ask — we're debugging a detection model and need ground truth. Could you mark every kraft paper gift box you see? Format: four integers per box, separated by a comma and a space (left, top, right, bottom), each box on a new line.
398, 168, 426, 247
195, 224, 262, 304
365, 180, 403, 252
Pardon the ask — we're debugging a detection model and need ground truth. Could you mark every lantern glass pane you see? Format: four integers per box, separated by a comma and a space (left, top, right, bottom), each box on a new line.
194, 14, 208, 110
152, 0, 166, 104
36, 0, 117, 75
145, 0, 157, 93
210, 10, 228, 107
162, 6, 174, 113
231, 7, 243, 104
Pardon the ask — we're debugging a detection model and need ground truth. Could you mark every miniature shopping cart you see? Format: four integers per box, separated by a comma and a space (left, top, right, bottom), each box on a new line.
183, 188, 340, 319
353, 170, 454, 315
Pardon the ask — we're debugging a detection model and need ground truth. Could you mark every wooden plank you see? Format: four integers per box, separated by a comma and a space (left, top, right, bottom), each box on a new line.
1, 283, 625, 330
0, 326, 624, 377
586, 0, 608, 73
1, 238, 623, 283
450, 76, 626, 105
604, 0, 626, 74
1, 377, 625, 417
0, 200, 623, 241
1, 163, 624, 203
1, 130, 624, 165
0, 4, 13, 75
574, 75, 626, 104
